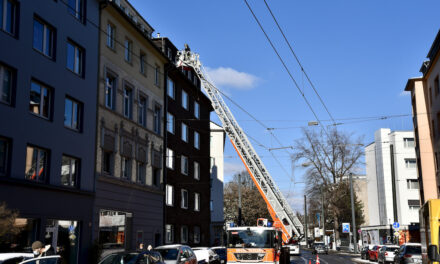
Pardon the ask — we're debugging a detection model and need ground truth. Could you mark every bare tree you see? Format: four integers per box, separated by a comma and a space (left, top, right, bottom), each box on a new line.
292, 128, 364, 243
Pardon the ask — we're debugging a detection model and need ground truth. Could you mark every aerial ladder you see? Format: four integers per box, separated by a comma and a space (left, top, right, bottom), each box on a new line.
176, 46, 304, 243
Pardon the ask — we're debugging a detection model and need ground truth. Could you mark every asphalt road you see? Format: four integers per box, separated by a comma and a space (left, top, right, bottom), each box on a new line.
290, 249, 358, 264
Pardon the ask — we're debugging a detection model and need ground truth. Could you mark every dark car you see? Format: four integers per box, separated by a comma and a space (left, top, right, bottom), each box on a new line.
98, 250, 164, 264
361, 246, 369, 260
393, 243, 421, 264
210, 247, 226, 264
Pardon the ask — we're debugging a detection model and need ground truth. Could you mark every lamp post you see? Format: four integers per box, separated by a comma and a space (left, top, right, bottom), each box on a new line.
349, 173, 358, 253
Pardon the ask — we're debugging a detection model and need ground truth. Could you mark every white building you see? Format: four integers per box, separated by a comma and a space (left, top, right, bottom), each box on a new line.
366, 128, 420, 226
210, 122, 225, 245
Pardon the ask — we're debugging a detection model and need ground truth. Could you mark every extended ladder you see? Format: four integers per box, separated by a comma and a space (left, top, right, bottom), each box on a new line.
176, 47, 304, 241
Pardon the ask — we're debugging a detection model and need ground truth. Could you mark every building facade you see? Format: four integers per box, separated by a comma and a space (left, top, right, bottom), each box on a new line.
366, 129, 420, 226
93, 0, 168, 250
0, 0, 99, 262
405, 30, 440, 204
210, 122, 225, 246
152, 38, 213, 246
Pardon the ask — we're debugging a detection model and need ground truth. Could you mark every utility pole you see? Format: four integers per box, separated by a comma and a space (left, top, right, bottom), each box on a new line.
350, 173, 358, 253
304, 195, 308, 248
322, 186, 325, 244
238, 173, 242, 226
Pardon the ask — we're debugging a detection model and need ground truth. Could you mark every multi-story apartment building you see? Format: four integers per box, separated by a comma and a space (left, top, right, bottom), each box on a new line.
0, 0, 99, 262
93, 0, 168, 250
210, 122, 225, 246
152, 38, 213, 246
366, 129, 420, 226
405, 30, 440, 204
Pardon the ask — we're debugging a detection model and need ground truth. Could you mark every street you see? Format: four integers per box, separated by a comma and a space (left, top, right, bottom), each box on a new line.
290, 249, 358, 264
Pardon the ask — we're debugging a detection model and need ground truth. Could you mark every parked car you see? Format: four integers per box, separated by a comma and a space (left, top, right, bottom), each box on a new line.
18, 256, 61, 264
378, 245, 399, 264
369, 245, 382, 262
98, 251, 164, 264
156, 245, 197, 264
0, 253, 34, 264
393, 243, 422, 264
210, 247, 226, 264
192, 248, 219, 264
312, 242, 328, 255
360, 246, 370, 260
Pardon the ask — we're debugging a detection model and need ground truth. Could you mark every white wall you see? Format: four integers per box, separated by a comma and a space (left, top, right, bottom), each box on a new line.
210, 122, 225, 222
366, 143, 380, 225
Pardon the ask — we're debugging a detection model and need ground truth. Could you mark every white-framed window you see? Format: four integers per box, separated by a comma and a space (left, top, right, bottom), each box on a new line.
403, 138, 415, 148
181, 155, 188, 175
194, 192, 200, 211
154, 105, 161, 134
25, 145, 48, 183
165, 224, 174, 244
194, 131, 200, 149
167, 112, 174, 134
155, 66, 160, 86
138, 96, 147, 127
182, 90, 188, 110
33, 18, 54, 58
194, 161, 200, 180
181, 123, 188, 142
61, 155, 78, 187
1, 0, 17, 35
405, 158, 416, 169
194, 101, 200, 119
105, 73, 116, 109
67, 0, 83, 20
166, 148, 174, 169
106, 23, 115, 49
193, 226, 200, 244
123, 85, 132, 119
181, 226, 188, 243
0, 64, 13, 105
140, 53, 146, 74
408, 200, 420, 210
167, 78, 175, 99
137, 162, 146, 184
124, 39, 132, 62
407, 179, 419, 190
64, 97, 81, 131
181, 189, 188, 209
166, 184, 174, 206
29, 80, 51, 119
121, 156, 131, 180
66, 41, 83, 76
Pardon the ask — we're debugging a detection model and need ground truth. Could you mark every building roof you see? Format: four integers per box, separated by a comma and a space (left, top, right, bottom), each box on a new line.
420, 30, 440, 76
404, 77, 423, 91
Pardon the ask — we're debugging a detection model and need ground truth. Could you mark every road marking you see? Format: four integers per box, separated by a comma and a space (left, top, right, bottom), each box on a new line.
300, 257, 308, 264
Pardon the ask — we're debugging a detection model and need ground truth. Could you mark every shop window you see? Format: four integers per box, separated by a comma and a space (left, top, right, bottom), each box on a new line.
45, 219, 79, 263
99, 210, 130, 249
1, 218, 38, 253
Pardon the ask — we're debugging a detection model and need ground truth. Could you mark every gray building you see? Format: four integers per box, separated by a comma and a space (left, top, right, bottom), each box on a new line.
0, 1, 99, 263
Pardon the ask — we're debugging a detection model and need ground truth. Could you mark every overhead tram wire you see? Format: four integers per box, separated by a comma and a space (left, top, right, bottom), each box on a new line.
263, 0, 336, 125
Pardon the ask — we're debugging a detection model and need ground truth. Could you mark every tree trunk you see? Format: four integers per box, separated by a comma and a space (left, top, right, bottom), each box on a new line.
333, 215, 340, 247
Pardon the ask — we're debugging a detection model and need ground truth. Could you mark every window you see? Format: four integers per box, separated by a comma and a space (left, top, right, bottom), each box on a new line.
210, 200, 213, 211
155, 66, 159, 86
194, 161, 200, 180
408, 200, 420, 210
181, 123, 188, 142
64, 97, 81, 130
405, 158, 417, 169
33, 18, 54, 58
29, 81, 51, 119
0, 137, 10, 176
61, 155, 78, 187
166, 148, 174, 169
193, 226, 200, 244
67, 0, 83, 20
102, 150, 113, 174
124, 39, 132, 62
182, 90, 188, 109
181, 189, 188, 209
106, 23, 115, 49
435, 76, 439, 97
105, 73, 116, 109
167, 78, 174, 99
403, 138, 415, 148
167, 112, 174, 134
194, 193, 200, 211
153, 167, 160, 186
123, 86, 132, 119
137, 162, 146, 184
407, 179, 419, 190
154, 105, 161, 134
194, 102, 200, 119
0, 64, 13, 105
181, 226, 188, 243
140, 53, 146, 74
166, 184, 174, 206
165, 224, 174, 244
0, 0, 17, 35
121, 156, 131, 180
66, 41, 83, 75
181, 155, 188, 175
194, 131, 200, 149
25, 145, 48, 182
138, 96, 147, 127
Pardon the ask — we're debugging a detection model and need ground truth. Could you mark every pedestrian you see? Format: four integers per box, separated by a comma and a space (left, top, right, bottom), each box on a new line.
32, 241, 53, 258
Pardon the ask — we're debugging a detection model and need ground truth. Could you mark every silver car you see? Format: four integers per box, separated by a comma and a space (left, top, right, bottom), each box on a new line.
378, 245, 399, 264
156, 245, 197, 264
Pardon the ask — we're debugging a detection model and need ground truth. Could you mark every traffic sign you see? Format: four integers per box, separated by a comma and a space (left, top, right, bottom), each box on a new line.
394, 231, 400, 237
358, 229, 362, 234
393, 222, 400, 229
342, 223, 350, 233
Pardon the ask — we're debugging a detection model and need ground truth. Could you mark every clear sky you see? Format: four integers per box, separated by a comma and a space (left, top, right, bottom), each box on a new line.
130, 0, 440, 212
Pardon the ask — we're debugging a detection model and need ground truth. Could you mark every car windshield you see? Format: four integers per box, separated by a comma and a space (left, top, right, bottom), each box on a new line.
227, 230, 274, 248
157, 248, 179, 260
406, 246, 421, 254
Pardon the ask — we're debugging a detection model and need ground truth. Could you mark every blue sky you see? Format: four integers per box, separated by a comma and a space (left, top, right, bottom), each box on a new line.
130, 0, 440, 212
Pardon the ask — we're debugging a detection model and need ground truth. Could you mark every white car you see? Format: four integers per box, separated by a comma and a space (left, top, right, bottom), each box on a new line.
0, 253, 34, 264
192, 248, 219, 264
19, 255, 61, 264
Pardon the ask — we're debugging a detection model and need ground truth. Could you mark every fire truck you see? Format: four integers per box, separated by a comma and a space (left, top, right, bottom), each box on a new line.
176, 46, 303, 263
420, 199, 440, 263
